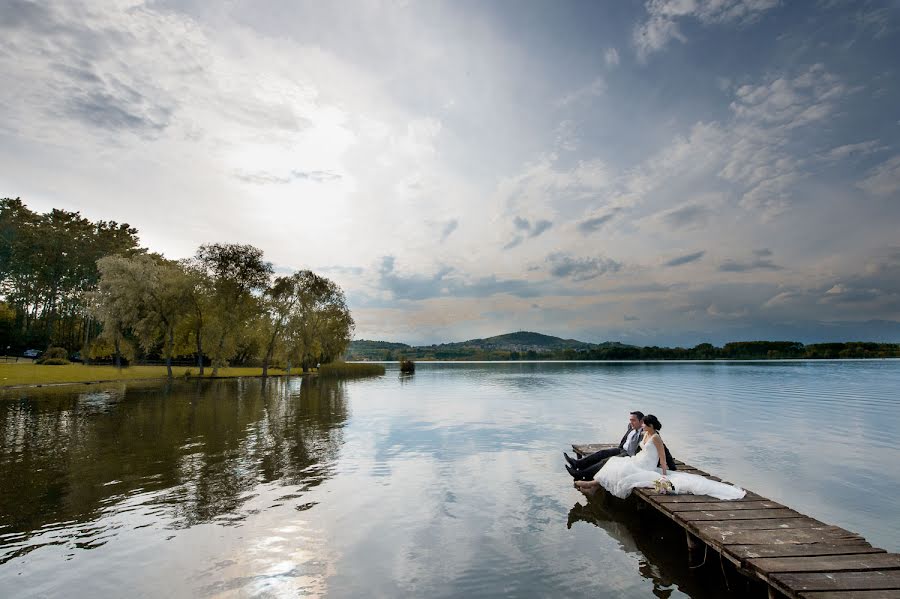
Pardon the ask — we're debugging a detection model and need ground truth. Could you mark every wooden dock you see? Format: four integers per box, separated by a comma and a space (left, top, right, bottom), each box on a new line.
573, 443, 900, 599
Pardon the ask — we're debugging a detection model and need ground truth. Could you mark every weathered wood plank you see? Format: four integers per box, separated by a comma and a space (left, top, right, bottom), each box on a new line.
645, 491, 765, 502
677, 508, 804, 521
662, 500, 785, 512
727, 544, 885, 561
747, 554, 900, 574
797, 591, 900, 599
699, 526, 867, 547
772, 570, 900, 592
691, 517, 830, 532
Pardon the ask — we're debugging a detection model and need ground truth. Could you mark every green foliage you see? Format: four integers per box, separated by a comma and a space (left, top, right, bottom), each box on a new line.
37, 347, 69, 363
399, 359, 415, 373
318, 361, 385, 378
0, 198, 141, 351
38, 358, 70, 365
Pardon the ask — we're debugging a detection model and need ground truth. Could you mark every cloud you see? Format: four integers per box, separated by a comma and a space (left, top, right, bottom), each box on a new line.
633, 0, 778, 60
729, 64, 847, 129
234, 169, 343, 185
530, 219, 553, 237
624, 314, 640, 321
440, 219, 459, 242
626, 65, 851, 221
655, 201, 716, 230
503, 236, 524, 250
664, 251, 706, 267
546, 252, 622, 281
513, 216, 531, 231
374, 257, 562, 301
819, 140, 888, 162
503, 216, 553, 249
857, 155, 900, 197
719, 257, 783, 272
604, 47, 620, 67
576, 208, 620, 234
555, 77, 606, 108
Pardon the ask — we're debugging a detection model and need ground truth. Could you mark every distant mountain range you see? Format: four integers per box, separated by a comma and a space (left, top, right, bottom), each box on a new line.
346, 331, 632, 360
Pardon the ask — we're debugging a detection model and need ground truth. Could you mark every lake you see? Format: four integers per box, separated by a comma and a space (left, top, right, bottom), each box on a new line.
1, 361, 898, 598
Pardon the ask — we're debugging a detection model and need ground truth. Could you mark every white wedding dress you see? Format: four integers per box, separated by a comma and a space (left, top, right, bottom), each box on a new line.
594, 434, 746, 500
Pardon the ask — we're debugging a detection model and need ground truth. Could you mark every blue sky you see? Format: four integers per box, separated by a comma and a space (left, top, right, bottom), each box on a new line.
1, 0, 899, 345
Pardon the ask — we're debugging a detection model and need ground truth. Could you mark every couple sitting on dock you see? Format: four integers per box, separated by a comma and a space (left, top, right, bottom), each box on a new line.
564, 411, 745, 500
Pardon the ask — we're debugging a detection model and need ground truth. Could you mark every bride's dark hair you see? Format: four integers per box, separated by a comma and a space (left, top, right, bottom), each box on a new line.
642, 414, 662, 431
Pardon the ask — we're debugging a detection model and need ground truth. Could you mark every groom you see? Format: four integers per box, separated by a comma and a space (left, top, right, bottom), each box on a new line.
564, 411, 644, 481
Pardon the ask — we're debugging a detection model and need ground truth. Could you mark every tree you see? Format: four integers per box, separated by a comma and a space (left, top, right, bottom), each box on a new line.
178, 260, 213, 375
259, 273, 304, 378
283, 271, 354, 373
1, 198, 140, 351
194, 244, 272, 375
93, 255, 193, 377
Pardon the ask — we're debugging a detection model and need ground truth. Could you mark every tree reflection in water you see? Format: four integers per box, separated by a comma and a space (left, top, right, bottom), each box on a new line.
0, 377, 348, 562
566, 493, 754, 599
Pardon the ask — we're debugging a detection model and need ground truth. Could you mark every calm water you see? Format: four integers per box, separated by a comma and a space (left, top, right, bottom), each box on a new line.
1, 361, 898, 598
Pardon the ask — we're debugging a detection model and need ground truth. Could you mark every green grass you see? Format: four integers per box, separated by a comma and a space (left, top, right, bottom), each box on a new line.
0, 363, 295, 387
318, 362, 385, 378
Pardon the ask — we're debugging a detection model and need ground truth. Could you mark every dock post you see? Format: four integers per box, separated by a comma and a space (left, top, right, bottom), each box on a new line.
685, 530, 698, 554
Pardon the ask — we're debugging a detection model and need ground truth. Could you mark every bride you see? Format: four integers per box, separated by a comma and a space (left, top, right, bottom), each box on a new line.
574, 414, 745, 500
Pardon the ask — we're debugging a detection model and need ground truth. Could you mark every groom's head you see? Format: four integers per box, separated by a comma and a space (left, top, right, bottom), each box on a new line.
629, 411, 644, 430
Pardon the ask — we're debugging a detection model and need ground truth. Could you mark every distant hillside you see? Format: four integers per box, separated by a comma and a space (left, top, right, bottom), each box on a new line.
436, 331, 606, 351
345, 331, 633, 360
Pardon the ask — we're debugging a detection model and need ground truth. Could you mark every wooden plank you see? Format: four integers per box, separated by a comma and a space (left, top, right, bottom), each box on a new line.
677, 508, 804, 521
728, 544, 885, 560
772, 570, 900, 592
747, 554, 900, 574
699, 526, 866, 547
691, 517, 829, 532
663, 500, 785, 512
646, 491, 765, 502
797, 591, 900, 599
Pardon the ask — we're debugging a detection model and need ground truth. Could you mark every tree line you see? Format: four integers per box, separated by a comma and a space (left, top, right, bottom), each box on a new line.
1, 199, 354, 377
347, 340, 900, 361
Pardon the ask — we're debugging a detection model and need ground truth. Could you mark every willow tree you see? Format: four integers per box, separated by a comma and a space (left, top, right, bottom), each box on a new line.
94, 255, 193, 377
193, 243, 272, 375
260, 273, 303, 379
283, 271, 354, 373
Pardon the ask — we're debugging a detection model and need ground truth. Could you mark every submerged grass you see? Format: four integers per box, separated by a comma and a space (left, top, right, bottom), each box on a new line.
0, 363, 293, 388
318, 362, 385, 378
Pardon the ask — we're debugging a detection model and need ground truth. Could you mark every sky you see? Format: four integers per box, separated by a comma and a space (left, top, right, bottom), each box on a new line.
2, 0, 900, 346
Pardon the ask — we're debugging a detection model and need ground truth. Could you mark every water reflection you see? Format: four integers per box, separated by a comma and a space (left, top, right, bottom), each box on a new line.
567, 495, 751, 599
0, 378, 348, 565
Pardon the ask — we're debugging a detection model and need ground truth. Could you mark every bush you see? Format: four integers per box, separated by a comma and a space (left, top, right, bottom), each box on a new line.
39, 358, 70, 365
318, 361, 385, 378
37, 347, 70, 364
399, 359, 415, 374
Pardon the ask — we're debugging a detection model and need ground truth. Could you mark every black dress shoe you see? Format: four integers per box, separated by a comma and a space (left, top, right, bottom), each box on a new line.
563, 452, 577, 468
565, 464, 581, 479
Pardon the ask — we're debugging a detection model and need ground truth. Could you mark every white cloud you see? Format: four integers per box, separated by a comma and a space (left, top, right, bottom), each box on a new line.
820, 140, 888, 162
633, 0, 779, 60
604, 47, 620, 67
555, 77, 606, 108
857, 155, 900, 197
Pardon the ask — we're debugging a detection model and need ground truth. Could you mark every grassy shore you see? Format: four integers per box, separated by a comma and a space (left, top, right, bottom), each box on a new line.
0, 363, 296, 388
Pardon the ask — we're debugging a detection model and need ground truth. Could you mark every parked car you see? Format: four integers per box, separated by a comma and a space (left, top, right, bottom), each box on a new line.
23, 349, 40, 358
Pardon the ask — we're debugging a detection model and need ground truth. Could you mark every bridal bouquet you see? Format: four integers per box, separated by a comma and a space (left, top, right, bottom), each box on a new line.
653, 476, 675, 495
